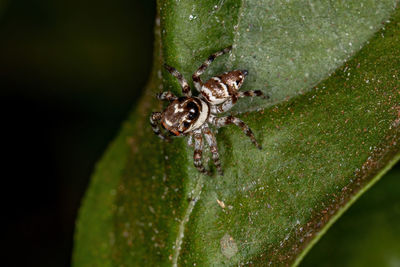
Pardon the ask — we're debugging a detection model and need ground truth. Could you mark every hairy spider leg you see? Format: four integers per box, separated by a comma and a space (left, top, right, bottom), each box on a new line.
203, 125, 223, 175
163, 64, 191, 97
193, 130, 210, 175
209, 114, 261, 149
150, 112, 169, 140
210, 98, 235, 113
187, 134, 193, 147
192, 46, 232, 92
211, 90, 269, 114
237, 90, 269, 99
157, 91, 178, 101
210, 98, 235, 114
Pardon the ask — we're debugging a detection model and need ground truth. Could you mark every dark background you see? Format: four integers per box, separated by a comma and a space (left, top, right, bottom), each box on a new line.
1, 1, 155, 266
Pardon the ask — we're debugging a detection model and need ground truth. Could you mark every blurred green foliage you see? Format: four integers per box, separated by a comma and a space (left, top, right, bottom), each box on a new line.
1, 1, 155, 266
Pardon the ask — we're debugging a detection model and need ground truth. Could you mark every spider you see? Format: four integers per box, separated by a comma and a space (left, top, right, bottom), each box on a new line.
150, 46, 268, 176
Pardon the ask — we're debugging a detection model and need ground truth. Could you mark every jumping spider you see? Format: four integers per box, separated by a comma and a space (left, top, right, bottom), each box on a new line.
150, 46, 267, 175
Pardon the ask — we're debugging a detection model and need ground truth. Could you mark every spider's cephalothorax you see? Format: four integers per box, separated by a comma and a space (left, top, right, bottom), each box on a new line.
150, 46, 268, 176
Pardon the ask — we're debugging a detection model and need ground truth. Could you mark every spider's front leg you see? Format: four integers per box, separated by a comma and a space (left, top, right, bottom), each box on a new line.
209, 114, 261, 149
192, 46, 232, 92
193, 130, 210, 176
150, 112, 170, 141
203, 125, 223, 175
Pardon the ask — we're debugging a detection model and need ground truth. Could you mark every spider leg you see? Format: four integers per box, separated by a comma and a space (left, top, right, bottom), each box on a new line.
150, 112, 169, 141
209, 114, 261, 149
187, 134, 194, 147
203, 125, 223, 175
210, 98, 236, 114
163, 64, 191, 97
237, 90, 269, 99
211, 91, 269, 114
192, 46, 232, 92
193, 130, 210, 175
157, 91, 178, 101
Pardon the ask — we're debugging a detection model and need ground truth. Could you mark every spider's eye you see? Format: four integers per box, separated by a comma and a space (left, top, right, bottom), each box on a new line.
186, 101, 199, 120
188, 111, 196, 120
186, 101, 197, 110
183, 121, 191, 128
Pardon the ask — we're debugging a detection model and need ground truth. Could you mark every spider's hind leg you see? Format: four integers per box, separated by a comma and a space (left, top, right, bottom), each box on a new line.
163, 64, 191, 97
203, 125, 223, 175
193, 130, 210, 176
211, 98, 236, 114
211, 91, 270, 114
209, 115, 261, 149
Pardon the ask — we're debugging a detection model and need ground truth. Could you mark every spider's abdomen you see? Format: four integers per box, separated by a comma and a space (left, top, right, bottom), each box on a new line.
201, 70, 248, 105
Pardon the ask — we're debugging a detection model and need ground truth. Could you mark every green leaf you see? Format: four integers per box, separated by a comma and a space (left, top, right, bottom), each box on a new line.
73, 1, 400, 266
161, 0, 398, 112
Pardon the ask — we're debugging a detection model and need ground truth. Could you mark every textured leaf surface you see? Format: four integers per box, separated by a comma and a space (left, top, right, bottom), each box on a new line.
161, 0, 397, 112
73, 1, 400, 266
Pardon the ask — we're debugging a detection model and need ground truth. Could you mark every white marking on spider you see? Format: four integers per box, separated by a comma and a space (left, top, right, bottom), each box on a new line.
173, 104, 184, 113
219, 82, 229, 95
187, 99, 209, 132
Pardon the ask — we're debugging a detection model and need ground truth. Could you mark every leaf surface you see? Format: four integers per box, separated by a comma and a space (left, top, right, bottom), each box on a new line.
162, 0, 398, 112
73, 2, 400, 266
